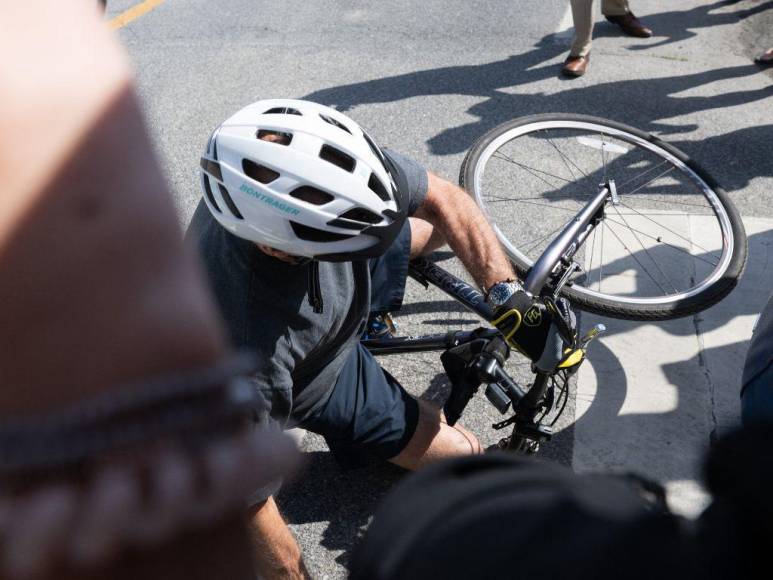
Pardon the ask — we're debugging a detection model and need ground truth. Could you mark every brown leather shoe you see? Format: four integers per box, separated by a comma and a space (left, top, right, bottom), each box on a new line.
605, 12, 652, 38
562, 54, 589, 77
754, 48, 773, 66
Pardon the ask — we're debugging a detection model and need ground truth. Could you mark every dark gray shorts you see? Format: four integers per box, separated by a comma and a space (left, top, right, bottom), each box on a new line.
301, 343, 419, 468
300, 221, 418, 467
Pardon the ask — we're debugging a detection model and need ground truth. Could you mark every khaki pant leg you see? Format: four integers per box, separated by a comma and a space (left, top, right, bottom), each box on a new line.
569, 0, 594, 57
601, 0, 630, 16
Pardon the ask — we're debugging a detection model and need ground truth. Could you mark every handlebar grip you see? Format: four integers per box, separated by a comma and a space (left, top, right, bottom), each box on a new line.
443, 375, 479, 426
482, 335, 509, 365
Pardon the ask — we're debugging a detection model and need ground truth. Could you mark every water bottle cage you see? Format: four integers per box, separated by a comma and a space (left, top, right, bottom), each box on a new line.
490, 308, 523, 342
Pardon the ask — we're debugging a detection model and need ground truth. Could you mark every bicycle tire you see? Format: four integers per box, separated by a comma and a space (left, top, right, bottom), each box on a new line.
460, 114, 747, 320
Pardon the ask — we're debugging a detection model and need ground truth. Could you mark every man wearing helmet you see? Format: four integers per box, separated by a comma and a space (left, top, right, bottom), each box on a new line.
189, 99, 570, 578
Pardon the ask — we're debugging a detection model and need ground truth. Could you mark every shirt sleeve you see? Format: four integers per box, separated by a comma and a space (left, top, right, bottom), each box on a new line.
187, 215, 296, 505
382, 148, 429, 216
742, 291, 773, 393
245, 394, 287, 506
241, 335, 295, 507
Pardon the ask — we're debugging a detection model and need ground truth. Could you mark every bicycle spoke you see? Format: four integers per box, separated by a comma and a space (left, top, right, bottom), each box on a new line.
543, 132, 589, 181
511, 196, 588, 203
604, 216, 720, 267
612, 211, 712, 216
620, 165, 676, 197
483, 195, 580, 214
619, 194, 714, 210
522, 223, 568, 255
614, 159, 670, 191
611, 205, 679, 293
491, 152, 574, 187
619, 201, 721, 258
603, 220, 670, 295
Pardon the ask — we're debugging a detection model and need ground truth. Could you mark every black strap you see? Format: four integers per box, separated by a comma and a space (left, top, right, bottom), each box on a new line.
308, 260, 323, 313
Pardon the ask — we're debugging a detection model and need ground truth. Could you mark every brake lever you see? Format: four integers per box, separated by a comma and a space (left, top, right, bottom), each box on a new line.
543, 296, 577, 348
551, 261, 582, 299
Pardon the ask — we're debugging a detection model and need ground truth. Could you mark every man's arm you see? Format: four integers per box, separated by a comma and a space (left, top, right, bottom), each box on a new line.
414, 172, 581, 367
413, 172, 516, 292
249, 498, 310, 580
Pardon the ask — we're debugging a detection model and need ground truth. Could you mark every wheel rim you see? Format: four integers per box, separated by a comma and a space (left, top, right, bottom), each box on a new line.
471, 119, 735, 306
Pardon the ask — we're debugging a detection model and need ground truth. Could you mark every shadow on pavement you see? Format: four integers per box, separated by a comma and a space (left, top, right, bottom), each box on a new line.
674, 123, 773, 193
304, 2, 771, 157
278, 451, 406, 569
618, 0, 773, 52
571, 227, 772, 481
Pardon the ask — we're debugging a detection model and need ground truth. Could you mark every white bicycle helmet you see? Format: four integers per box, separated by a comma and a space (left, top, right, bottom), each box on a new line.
199, 99, 408, 261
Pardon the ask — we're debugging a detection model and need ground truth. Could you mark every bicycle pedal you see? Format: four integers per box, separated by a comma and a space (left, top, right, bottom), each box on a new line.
517, 423, 553, 442
524, 440, 540, 454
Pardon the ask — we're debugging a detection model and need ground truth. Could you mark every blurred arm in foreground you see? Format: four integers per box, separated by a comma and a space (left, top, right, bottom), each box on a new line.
0, 2, 294, 579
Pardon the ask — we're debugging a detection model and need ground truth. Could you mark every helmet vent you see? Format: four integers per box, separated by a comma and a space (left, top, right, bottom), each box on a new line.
339, 208, 382, 225
319, 114, 352, 135
218, 184, 244, 219
290, 221, 355, 243
263, 107, 302, 116
319, 145, 356, 173
203, 176, 221, 213
200, 157, 223, 181
367, 173, 390, 202
290, 186, 334, 206
243, 159, 279, 184
362, 131, 386, 164
256, 130, 293, 146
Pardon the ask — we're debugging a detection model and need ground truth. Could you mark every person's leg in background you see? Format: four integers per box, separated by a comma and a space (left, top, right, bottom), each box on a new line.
601, 0, 629, 17
563, 0, 594, 77
603, 0, 652, 38
755, 48, 773, 66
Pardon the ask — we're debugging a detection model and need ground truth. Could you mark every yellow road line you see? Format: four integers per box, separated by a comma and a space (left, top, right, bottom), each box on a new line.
108, 0, 166, 30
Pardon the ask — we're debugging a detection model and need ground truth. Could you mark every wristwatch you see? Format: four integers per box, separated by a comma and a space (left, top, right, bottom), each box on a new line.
485, 280, 525, 309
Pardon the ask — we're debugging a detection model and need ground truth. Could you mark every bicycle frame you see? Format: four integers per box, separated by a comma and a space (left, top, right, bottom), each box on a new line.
362, 183, 611, 356
362, 183, 612, 449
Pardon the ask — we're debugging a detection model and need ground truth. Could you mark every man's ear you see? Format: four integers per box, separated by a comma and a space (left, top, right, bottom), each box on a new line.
255, 244, 300, 264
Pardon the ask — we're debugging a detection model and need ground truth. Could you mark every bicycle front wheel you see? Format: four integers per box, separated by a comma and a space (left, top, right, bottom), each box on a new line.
460, 114, 747, 320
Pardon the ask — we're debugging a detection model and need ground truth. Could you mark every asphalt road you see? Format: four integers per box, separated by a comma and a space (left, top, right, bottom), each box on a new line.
110, 0, 773, 577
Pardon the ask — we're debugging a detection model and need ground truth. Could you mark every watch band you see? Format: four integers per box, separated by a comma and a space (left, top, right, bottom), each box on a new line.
485, 280, 525, 308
